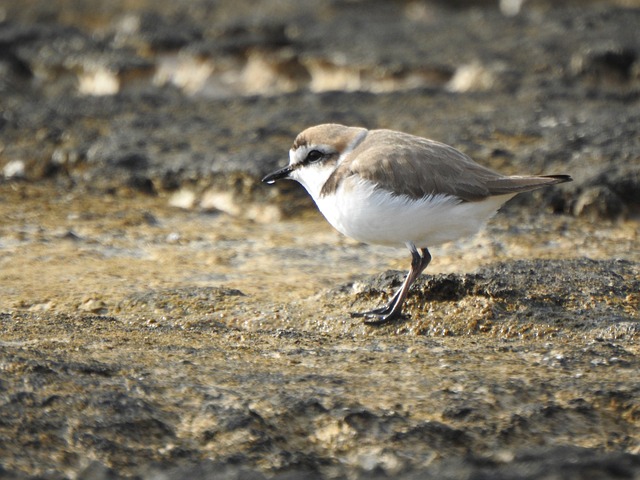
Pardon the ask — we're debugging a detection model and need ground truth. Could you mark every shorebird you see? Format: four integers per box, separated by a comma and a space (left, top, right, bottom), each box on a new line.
263, 124, 572, 324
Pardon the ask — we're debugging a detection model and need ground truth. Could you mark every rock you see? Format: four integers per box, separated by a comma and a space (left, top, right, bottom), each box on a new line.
584, 163, 640, 215
2, 159, 25, 179
412, 446, 640, 480
573, 185, 627, 219
344, 259, 640, 338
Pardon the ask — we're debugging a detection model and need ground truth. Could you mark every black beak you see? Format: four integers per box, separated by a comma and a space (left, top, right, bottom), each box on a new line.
262, 165, 293, 184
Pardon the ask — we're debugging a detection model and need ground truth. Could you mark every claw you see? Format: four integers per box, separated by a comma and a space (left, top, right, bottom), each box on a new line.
350, 303, 393, 318
361, 310, 406, 325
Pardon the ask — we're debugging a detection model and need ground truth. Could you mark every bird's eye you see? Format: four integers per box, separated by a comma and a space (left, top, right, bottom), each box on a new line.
305, 150, 323, 163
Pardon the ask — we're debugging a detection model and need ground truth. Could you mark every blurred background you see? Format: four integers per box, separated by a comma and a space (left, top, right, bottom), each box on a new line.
1, 0, 638, 220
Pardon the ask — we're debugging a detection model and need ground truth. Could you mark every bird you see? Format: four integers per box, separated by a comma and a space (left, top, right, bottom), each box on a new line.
262, 124, 572, 324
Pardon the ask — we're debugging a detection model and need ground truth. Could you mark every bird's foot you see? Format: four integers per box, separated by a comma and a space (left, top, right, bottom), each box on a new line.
350, 305, 405, 325
350, 304, 392, 317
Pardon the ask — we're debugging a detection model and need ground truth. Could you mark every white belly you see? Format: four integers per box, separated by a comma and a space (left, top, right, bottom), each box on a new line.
315, 178, 514, 248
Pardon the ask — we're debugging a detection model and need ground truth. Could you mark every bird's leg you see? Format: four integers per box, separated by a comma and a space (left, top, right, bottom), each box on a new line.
418, 247, 432, 275
351, 245, 432, 324
351, 246, 423, 318
363, 246, 430, 324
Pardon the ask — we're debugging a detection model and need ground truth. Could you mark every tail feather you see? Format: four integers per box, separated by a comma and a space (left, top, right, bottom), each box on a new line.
486, 174, 572, 195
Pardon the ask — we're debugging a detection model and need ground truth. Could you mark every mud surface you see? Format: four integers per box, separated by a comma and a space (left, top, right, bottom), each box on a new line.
1, 1, 640, 479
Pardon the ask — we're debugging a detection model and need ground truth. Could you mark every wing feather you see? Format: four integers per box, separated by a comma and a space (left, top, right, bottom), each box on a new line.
318, 129, 572, 201
322, 130, 500, 201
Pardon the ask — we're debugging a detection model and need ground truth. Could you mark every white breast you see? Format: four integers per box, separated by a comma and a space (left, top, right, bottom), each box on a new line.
314, 177, 514, 248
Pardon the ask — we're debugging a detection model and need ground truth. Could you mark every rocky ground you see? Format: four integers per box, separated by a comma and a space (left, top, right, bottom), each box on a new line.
1, 0, 639, 479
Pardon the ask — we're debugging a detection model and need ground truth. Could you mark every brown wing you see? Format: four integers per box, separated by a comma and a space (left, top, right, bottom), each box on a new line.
321, 129, 571, 201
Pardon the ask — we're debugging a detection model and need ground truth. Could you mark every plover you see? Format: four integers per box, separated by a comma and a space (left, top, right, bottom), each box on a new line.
263, 124, 571, 324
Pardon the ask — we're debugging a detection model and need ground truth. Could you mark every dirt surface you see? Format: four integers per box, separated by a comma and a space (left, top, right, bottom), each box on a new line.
1, 181, 639, 479
1, 1, 640, 479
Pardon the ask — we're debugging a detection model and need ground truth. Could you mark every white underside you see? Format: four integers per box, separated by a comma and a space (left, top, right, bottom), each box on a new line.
312, 177, 515, 248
